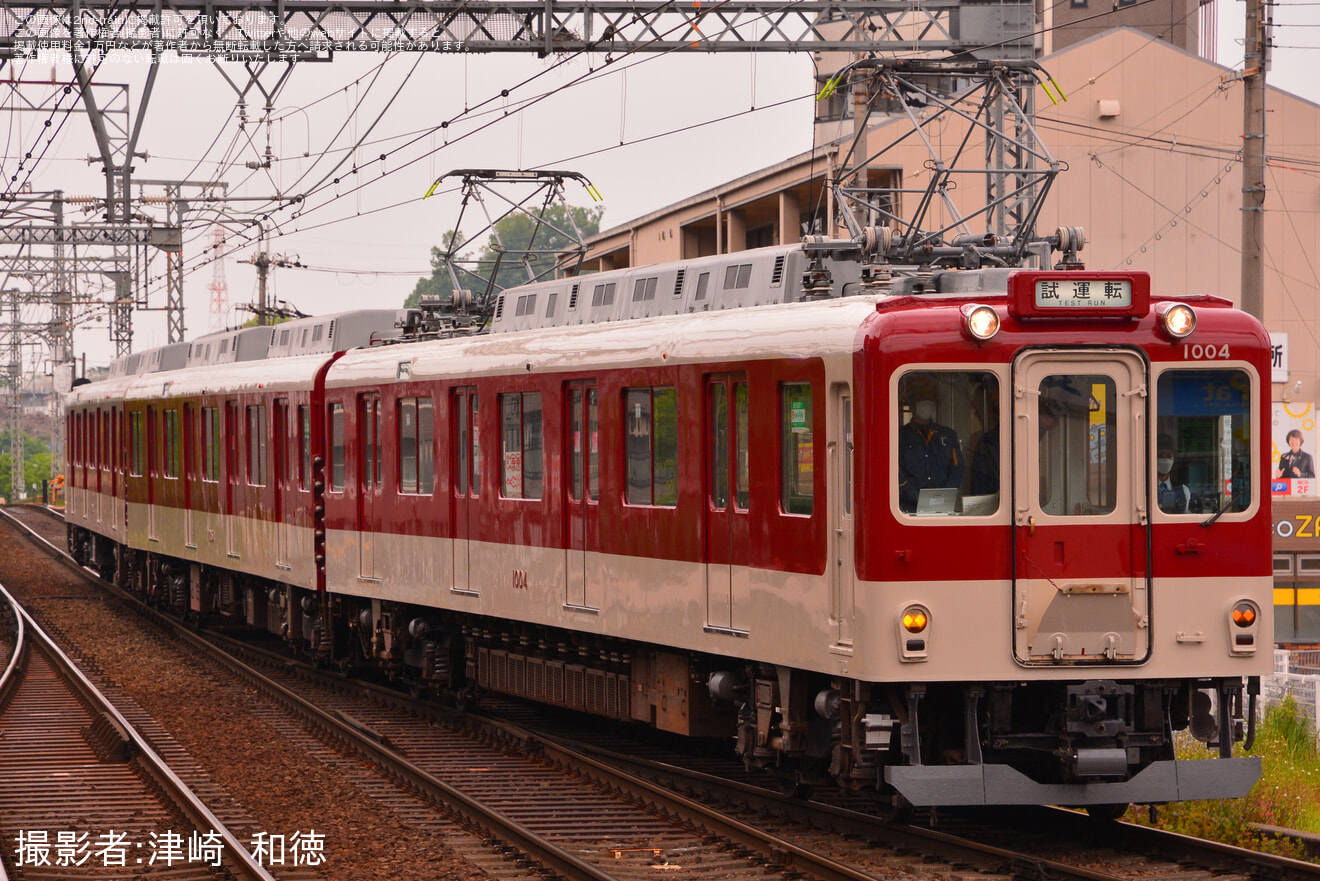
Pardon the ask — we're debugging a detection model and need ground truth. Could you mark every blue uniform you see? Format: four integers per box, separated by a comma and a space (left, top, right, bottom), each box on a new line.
899, 421, 964, 512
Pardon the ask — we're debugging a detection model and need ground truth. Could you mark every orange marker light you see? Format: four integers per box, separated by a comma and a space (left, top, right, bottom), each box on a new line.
1232, 603, 1257, 627
902, 609, 928, 633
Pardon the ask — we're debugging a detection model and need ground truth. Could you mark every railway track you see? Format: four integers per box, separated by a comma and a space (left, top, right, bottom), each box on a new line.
0, 579, 273, 881
10, 505, 1320, 881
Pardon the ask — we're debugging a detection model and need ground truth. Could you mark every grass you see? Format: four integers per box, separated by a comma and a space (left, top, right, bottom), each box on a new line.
1130, 696, 1320, 859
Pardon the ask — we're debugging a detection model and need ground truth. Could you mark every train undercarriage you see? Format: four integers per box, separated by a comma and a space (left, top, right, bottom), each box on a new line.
70, 525, 1260, 811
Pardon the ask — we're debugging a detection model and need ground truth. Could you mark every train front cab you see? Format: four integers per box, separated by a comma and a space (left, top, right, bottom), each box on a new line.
853, 272, 1270, 809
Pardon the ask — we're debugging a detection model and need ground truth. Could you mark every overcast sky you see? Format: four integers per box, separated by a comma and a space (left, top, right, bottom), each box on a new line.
3, 0, 1314, 370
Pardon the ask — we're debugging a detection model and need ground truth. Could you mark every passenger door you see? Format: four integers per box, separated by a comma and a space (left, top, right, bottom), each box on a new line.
183, 403, 196, 549
829, 384, 855, 647
452, 388, 479, 593
225, 401, 240, 558
1012, 350, 1150, 664
273, 399, 291, 569
705, 375, 750, 633
358, 393, 382, 580
565, 382, 599, 609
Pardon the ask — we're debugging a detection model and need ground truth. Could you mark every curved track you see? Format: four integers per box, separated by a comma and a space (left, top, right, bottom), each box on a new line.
9, 505, 1320, 881
0, 580, 273, 881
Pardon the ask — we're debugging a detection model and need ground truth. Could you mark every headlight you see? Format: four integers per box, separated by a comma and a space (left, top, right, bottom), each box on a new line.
1158, 302, 1196, 338
962, 304, 1001, 341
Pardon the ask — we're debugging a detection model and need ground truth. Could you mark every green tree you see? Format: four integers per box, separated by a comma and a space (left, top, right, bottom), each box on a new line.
0, 429, 52, 501
406, 204, 604, 310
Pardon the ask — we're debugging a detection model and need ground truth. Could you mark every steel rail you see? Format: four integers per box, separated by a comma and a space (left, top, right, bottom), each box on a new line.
0, 581, 277, 881
0, 508, 625, 881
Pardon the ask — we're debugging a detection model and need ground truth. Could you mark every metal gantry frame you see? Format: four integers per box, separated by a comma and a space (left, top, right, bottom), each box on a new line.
830, 58, 1069, 271
0, 0, 1032, 57
0, 0, 1040, 485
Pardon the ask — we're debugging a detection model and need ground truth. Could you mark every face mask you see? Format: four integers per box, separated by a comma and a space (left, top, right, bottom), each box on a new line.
914, 401, 938, 422
1157, 457, 1174, 474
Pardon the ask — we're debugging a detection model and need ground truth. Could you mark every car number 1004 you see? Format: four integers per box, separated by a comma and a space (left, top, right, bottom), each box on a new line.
1183, 343, 1230, 359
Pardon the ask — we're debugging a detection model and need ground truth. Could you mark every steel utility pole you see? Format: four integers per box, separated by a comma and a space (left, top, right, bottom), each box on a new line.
1239, 0, 1270, 320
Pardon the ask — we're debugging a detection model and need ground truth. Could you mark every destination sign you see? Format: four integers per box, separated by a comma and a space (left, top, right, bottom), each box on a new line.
1008, 270, 1150, 318
1034, 278, 1132, 309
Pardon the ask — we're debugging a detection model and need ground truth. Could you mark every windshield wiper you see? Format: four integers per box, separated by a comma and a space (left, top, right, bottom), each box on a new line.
1201, 496, 1235, 528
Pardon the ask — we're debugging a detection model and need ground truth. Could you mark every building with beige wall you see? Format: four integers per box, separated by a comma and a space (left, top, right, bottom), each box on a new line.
579, 26, 1320, 404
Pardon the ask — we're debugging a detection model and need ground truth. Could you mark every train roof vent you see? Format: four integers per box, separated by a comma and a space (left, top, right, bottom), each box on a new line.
568, 283, 579, 310
327, 320, 336, 341
673, 269, 686, 297
770, 255, 786, 287
494, 295, 505, 319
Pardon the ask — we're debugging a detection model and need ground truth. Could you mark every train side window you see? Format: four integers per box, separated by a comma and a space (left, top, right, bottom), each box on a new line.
500, 392, 543, 500
1275, 554, 1295, 575
129, 411, 144, 477
247, 405, 268, 486
695, 272, 710, 301
896, 371, 1000, 516
1299, 556, 1320, 574
780, 383, 813, 515
624, 387, 678, 507
1154, 369, 1252, 516
163, 409, 180, 479
398, 396, 435, 494
329, 403, 345, 492
202, 407, 220, 482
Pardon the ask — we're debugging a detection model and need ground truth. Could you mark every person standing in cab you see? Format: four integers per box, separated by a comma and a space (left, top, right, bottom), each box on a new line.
1156, 437, 1191, 514
899, 374, 964, 513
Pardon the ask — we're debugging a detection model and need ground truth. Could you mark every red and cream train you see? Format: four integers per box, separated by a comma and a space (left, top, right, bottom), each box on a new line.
64, 239, 1271, 812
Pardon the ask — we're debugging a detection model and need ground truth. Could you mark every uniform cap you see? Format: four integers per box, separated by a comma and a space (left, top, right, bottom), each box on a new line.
905, 374, 939, 403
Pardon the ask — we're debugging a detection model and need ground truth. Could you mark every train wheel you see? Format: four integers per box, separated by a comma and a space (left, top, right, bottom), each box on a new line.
1084, 803, 1129, 822
772, 769, 815, 800
872, 790, 914, 824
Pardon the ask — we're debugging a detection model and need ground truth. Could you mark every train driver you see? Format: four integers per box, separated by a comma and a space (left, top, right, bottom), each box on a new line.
898, 374, 965, 513
1156, 437, 1191, 514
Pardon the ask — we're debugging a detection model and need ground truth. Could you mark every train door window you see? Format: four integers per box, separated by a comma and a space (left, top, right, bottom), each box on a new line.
201, 407, 220, 482
455, 390, 481, 497
298, 405, 311, 490
624, 387, 678, 507
1154, 369, 1252, 516
570, 389, 585, 501
360, 396, 382, 491
246, 405, 268, 486
163, 409, 180, 479
587, 389, 599, 500
147, 407, 158, 477
895, 371, 1000, 516
329, 403, 346, 492
500, 392, 543, 500
709, 385, 729, 508
400, 397, 419, 493
1035, 374, 1116, 516
734, 382, 749, 509
780, 383, 813, 515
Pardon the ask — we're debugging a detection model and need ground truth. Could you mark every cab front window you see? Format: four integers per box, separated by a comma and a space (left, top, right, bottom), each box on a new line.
1155, 369, 1252, 515
896, 371, 1000, 517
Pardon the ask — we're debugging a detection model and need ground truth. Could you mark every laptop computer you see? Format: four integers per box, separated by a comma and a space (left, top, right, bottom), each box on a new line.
915, 487, 957, 516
